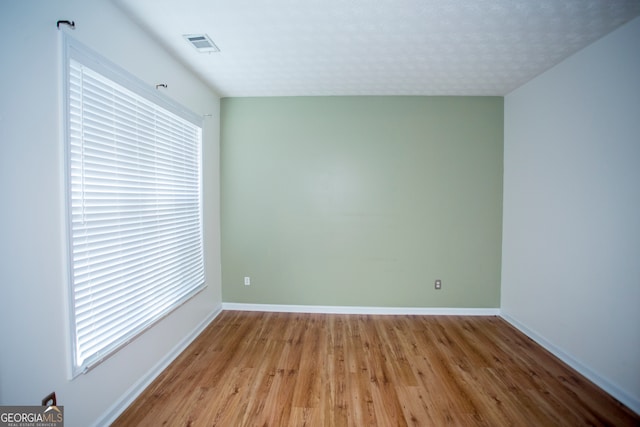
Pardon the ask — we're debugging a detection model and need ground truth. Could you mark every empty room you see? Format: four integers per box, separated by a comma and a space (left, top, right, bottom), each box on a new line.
1, 1, 639, 426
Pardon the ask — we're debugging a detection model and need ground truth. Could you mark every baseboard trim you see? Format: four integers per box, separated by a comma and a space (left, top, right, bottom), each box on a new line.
222, 302, 500, 316
93, 304, 223, 427
500, 312, 640, 415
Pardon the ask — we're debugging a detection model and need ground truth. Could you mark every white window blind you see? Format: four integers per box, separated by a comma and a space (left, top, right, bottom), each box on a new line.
65, 41, 205, 376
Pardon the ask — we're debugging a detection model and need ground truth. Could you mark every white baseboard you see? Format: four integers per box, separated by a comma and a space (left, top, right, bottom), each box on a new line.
222, 302, 500, 316
93, 304, 223, 427
500, 312, 640, 415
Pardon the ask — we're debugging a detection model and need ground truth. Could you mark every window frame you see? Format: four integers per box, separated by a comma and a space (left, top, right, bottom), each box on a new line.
61, 33, 206, 377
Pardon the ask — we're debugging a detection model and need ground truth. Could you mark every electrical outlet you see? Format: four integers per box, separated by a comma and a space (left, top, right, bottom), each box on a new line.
244, 276, 251, 286
435, 279, 442, 290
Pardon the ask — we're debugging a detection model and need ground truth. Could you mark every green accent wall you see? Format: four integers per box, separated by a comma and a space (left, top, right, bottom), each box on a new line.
221, 96, 503, 307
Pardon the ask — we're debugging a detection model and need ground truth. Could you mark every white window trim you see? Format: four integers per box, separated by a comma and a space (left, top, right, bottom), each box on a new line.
61, 33, 206, 377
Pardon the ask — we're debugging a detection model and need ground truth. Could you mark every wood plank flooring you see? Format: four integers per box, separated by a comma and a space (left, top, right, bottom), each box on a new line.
113, 311, 639, 426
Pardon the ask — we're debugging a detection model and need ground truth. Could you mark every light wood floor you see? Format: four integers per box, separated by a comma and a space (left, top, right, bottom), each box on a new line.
114, 311, 639, 426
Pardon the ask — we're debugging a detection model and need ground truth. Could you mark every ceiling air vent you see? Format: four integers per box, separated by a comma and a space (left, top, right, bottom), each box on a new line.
183, 34, 220, 53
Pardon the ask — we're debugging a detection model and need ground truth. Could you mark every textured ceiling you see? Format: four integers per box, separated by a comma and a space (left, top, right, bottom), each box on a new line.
114, 0, 640, 97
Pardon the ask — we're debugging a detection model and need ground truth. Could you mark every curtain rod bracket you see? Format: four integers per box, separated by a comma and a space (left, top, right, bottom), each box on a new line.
155, 83, 168, 90
57, 20, 75, 30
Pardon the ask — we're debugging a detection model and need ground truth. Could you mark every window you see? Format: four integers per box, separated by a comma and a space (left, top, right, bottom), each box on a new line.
63, 35, 205, 376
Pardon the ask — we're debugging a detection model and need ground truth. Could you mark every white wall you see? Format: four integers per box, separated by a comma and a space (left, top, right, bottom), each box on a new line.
502, 16, 640, 412
0, 1, 221, 426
